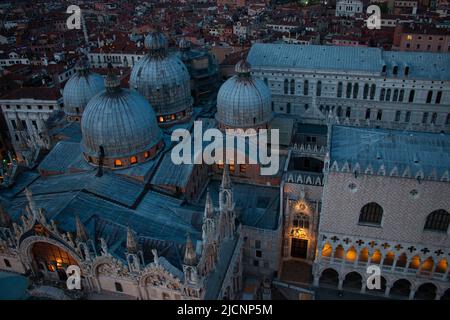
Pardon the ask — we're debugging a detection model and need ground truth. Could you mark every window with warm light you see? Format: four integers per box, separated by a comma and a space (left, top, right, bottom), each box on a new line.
144, 151, 149, 158
114, 159, 123, 167
158, 116, 164, 123
130, 156, 137, 164
239, 164, 246, 174
406, 35, 413, 40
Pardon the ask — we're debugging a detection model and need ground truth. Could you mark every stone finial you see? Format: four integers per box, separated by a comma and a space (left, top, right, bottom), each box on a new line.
75, 215, 89, 242
126, 227, 138, 254
221, 164, 232, 190
183, 233, 197, 266
25, 188, 37, 215
204, 189, 214, 219
0, 202, 12, 228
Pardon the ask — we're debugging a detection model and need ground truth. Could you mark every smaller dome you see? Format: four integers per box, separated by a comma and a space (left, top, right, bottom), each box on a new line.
144, 32, 168, 53
63, 57, 104, 119
216, 60, 272, 128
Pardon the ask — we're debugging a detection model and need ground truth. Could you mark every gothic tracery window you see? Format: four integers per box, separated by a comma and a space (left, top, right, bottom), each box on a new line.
358, 202, 383, 226
293, 213, 309, 229
424, 209, 450, 232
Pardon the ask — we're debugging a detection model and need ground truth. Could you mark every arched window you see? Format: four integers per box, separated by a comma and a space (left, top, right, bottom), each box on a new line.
303, 80, 309, 95
290, 79, 295, 94
385, 89, 391, 101
404, 66, 409, 76
346, 83, 352, 98
115, 282, 123, 292
424, 209, 450, 232
130, 156, 137, 164
284, 79, 288, 94
379, 88, 385, 101
399, 89, 405, 102
393, 66, 398, 75
393, 89, 399, 102
316, 81, 322, 96
370, 84, 376, 100
408, 90, 415, 103
114, 159, 123, 167
337, 82, 343, 98
144, 151, 150, 158
352, 83, 359, 99
293, 213, 309, 229
358, 202, 383, 225
363, 83, 369, 99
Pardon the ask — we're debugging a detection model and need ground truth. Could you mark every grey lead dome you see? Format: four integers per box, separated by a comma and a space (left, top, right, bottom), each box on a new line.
216, 60, 273, 128
129, 31, 192, 118
81, 72, 162, 160
63, 58, 104, 118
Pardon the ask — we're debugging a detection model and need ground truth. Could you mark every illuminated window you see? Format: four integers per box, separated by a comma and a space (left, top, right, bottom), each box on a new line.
217, 161, 224, 170
359, 202, 383, 226
229, 162, 235, 172
130, 156, 137, 164
114, 159, 123, 167
406, 35, 412, 40
293, 213, 309, 229
158, 116, 164, 123
144, 151, 150, 158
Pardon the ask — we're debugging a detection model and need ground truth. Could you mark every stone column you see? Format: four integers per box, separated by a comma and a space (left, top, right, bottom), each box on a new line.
384, 285, 391, 297
338, 275, 344, 290
360, 282, 366, 294
313, 274, 320, 287
409, 288, 416, 300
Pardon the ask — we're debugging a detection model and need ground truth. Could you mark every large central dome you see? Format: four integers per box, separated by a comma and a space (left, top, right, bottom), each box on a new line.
129, 32, 193, 126
63, 57, 104, 121
216, 60, 272, 129
81, 69, 163, 169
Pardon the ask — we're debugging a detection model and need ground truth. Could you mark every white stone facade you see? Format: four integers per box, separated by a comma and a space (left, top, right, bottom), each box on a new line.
250, 66, 450, 133
335, 0, 363, 17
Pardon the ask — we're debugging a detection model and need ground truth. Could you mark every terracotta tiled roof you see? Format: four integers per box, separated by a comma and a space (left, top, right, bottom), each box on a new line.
1, 87, 62, 101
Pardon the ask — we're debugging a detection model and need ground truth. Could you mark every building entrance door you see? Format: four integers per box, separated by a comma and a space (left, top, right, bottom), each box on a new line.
291, 238, 308, 259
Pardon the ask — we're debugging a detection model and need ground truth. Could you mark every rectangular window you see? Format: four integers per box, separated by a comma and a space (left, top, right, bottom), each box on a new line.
376, 110, 382, 121
365, 108, 371, 120
255, 250, 262, 258
345, 107, 351, 118
11, 119, 17, 129
255, 240, 261, 249
422, 112, 428, 124
395, 111, 401, 122
426, 91, 433, 104
405, 111, 411, 123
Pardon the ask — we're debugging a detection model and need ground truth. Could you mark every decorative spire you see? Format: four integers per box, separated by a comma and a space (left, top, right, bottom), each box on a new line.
75, 215, 88, 242
25, 188, 37, 215
221, 164, 232, 190
75, 56, 90, 75
183, 233, 197, 266
126, 227, 138, 254
0, 202, 12, 228
204, 189, 214, 219
105, 63, 120, 92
